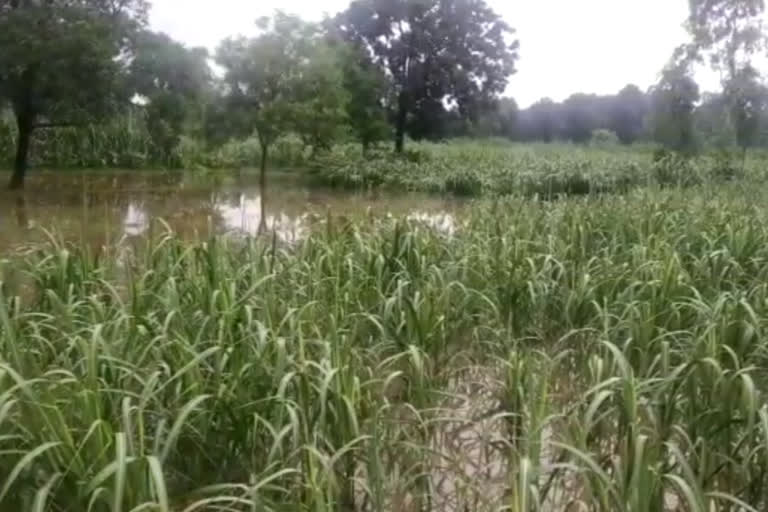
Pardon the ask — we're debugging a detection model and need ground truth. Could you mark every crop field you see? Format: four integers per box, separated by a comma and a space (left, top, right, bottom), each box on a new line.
2, 183, 768, 511
314, 141, 768, 197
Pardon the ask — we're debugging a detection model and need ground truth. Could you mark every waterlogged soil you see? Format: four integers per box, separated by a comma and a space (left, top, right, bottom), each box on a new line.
0, 170, 464, 251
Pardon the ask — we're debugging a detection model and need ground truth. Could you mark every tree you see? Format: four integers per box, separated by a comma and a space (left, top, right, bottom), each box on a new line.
685, 0, 766, 157
522, 98, 560, 142
129, 31, 211, 166
650, 65, 701, 153
338, 44, 391, 154
216, 13, 349, 229
686, 0, 765, 79
291, 45, 349, 156
470, 97, 518, 138
562, 93, 598, 143
336, 0, 519, 153
217, 14, 309, 230
724, 64, 768, 154
610, 85, 648, 144
695, 92, 735, 147
0, 0, 149, 189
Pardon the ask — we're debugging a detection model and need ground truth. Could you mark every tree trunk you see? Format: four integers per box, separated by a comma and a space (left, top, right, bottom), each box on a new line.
394, 92, 408, 154
258, 142, 268, 234
9, 112, 33, 190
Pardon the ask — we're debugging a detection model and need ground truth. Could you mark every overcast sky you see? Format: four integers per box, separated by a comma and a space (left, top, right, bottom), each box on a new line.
151, 0, 729, 107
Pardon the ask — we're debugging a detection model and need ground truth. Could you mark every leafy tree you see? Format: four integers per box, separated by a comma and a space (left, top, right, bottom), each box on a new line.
610, 84, 648, 144
0, 0, 149, 188
724, 64, 768, 153
650, 65, 701, 154
695, 92, 735, 147
562, 93, 598, 143
216, 13, 350, 228
291, 45, 349, 156
408, 97, 465, 140
129, 31, 211, 166
336, 0, 519, 152
686, 0, 765, 78
471, 97, 518, 138
686, 0, 766, 156
217, 13, 308, 222
338, 44, 392, 154
521, 98, 560, 142
514, 90, 652, 145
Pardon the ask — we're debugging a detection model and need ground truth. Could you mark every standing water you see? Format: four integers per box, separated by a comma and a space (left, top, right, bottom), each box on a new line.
0, 171, 464, 250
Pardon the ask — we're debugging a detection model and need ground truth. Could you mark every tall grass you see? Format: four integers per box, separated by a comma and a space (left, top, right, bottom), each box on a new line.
2, 184, 768, 510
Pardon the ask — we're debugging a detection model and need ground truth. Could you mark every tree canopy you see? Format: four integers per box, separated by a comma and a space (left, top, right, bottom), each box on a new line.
128, 30, 211, 165
0, 0, 149, 188
335, 0, 519, 152
5, 0, 768, 184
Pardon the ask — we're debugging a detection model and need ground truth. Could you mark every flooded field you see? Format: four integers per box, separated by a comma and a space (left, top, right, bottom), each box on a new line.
3, 174, 768, 511
0, 170, 463, 250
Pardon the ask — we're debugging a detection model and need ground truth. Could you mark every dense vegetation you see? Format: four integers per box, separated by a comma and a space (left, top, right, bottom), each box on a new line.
5, 0, 768, 510
2, 0, 768, 194
3, 185, 768, 510
310, 140, 768, 196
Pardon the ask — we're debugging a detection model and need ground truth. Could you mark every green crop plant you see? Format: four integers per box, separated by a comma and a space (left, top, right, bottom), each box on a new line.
313, 140, 768, 197
2, 184, 768, 510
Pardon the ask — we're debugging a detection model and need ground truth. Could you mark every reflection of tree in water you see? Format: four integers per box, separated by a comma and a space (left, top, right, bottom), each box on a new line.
216, 194, 309, 243
406, 211, 457, 236
123, 202, 149, 237
2, 173, 462, 248
14, 195, 28, 229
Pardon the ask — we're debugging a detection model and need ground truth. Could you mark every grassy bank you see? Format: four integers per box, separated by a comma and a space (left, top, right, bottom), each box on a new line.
2, 185, 768, 510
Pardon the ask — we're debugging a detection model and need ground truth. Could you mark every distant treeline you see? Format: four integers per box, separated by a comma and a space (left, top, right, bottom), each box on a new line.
2, 0, 767, 189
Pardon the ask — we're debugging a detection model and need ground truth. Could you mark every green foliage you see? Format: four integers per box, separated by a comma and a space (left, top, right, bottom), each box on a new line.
0, 0, 149, 186
611, 84, 648, 144
336, 42, 392, 152
684, 0, 767, 154
336, 0, 519, 151
686, 0, 765, 77
562, 93, 599, 143
471, 97, 519, 138
725, 65, 768, 150
4, 185, 768, 509
651, 65, 701, 154
128, 30, 211, 166
291, 44, 350, 154
314, 139, 768, 196
216, 12, 349, 176
0, 113, 14, 166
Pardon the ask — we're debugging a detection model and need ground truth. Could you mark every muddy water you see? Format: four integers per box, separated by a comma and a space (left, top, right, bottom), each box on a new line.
0, 171, 464, 250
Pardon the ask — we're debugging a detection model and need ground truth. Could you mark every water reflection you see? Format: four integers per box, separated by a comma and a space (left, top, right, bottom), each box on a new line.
0, 171, 465, 251
123, 203, 149, 237
406, 211, 457, 236
216, 195, 309, 243
14, 196, 29, 229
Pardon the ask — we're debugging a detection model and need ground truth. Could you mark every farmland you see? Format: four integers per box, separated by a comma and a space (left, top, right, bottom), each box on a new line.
2, 182, 768, 511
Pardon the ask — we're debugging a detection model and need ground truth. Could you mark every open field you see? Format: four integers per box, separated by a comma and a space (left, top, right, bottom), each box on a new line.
2, 183, 768, 511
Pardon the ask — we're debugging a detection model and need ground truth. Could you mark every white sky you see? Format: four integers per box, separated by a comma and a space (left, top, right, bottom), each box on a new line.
151, 0, 732, 107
